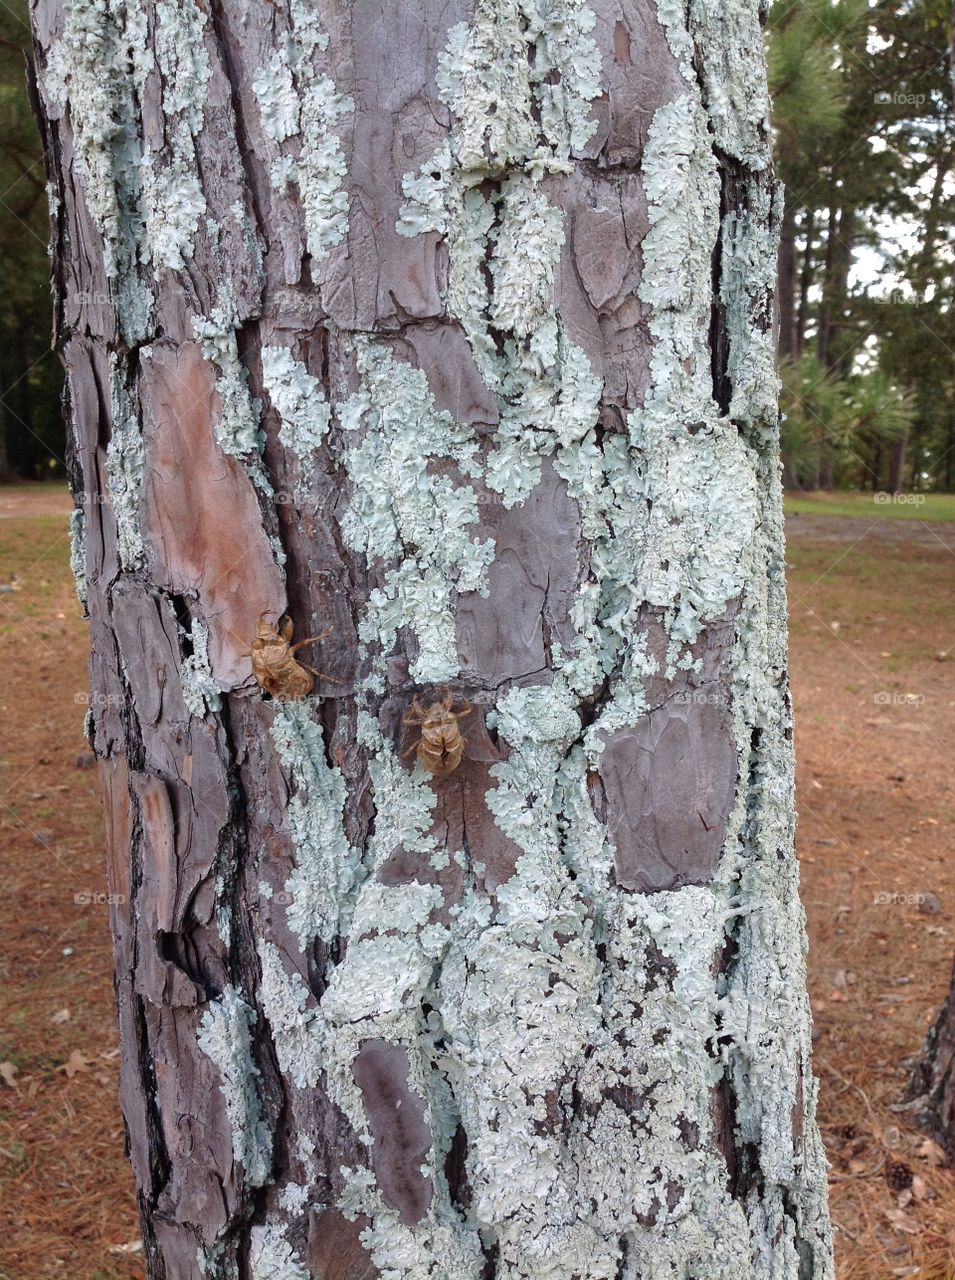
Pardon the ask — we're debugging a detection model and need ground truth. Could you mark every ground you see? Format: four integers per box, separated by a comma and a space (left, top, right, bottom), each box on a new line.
0, 484, 953, 1280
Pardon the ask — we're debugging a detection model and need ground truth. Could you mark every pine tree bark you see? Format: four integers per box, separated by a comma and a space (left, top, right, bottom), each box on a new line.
30, 1, 833, 1277
905, 959, 955, 1154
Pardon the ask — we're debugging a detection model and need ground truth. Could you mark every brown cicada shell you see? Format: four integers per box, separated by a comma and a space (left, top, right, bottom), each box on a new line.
248, 615, 335, 701
402, 687, 472, 776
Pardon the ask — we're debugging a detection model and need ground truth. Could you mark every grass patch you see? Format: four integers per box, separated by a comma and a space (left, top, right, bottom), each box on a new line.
785, 490, 955, 521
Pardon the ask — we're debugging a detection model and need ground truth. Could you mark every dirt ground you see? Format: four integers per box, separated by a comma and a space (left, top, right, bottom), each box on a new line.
0, 485, 953, 1280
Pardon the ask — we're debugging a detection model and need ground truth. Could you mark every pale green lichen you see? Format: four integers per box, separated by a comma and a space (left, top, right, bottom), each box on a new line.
339, 338, 493, 683
339, 1165, 484, 1280
251, 6, 352, 260
257, 941, 325, 1090
43, 0, 212, 334
721, 181, 783, 442
248, 1222, 308, 1280
104, 356, 147, 571
277, 1181, 310, 1215
256, 720, 487, 1276
655, 0, 772, 168
565, 92, 759, 697
141, 0, 210, 271
434, 0, 600, 177
140, 132, 206, 272
269, 702, 360, 947
253, 55, 300, 144
179, 618, 221, 718
69, 507, 87, 608
154, 0, 209, 127
192, 302, 262, 461
298, 77, 352, 261
42, 0, 152, 340
261, 345, 330, 459
196, 985, 271, 1189
687, 0, 772, 169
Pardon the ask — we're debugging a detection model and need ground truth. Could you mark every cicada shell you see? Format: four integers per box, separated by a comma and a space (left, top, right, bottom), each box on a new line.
249, 615, 334, 701
402, 687, 471, 776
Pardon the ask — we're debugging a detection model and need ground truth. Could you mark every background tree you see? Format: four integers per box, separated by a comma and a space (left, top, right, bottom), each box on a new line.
30, 0, 833, 1277
771, 0, 955, 493
0, 0, 62, 479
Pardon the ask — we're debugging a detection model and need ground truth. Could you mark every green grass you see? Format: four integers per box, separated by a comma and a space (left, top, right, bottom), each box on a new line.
785, 490, 955, 521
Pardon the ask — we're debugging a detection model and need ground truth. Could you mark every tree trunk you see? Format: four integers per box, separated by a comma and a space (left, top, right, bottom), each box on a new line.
872, 441, 884, 492
888, 432, 907, 495
815, 203, 838, 371
796, 207, 814, 359
905, 958, 955, 1154
777, 199, 797, 361
30, 1, 833, 1277
0, 347, 10, 482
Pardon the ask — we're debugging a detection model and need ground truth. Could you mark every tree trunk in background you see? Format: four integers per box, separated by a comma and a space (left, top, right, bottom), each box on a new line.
905, 960, 955, 1154
796, 208, 814, 359
777, 200, 797, 360
888, 432, 907, 495
31, 1, 833, 1277
872, 441, 884, 492
815, 203, 838, 372
0, 350, 9, 482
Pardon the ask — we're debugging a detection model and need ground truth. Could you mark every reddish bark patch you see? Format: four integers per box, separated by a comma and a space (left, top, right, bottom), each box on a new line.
613, 20, 631, 64
140, 341, 285, 689
308, 1209, 379, 1279
100, 754, 132, 924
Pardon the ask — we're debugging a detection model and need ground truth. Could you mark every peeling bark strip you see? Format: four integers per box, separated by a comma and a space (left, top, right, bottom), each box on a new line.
31, 0, 833, 1276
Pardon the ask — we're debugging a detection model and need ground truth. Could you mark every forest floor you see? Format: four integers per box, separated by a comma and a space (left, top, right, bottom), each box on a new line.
0, 483, 953, 1280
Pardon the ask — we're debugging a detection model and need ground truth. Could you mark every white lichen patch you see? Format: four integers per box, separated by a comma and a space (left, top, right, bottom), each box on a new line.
721, 182, 782, 442
251, 5, 353, 260
42, 0, 153, 339
298, 77, 352, 261
192, 302, 262, 462
248, 1222, 309, 1280
339, 338, 493, 683
179, 617, 222, 718
42, 0, 212, 336
191, 291, 278, 497
140, 133, 207, 272
431, 687, 609, 1276
261, 344, 331, 459
142, 0, 211, 271
269, 701, 360, 947
339, 1166, 485, 1280
105, 357, 147, 571
435, 0, 600, 177
253, 54, 299, 144
621, 93, 759, 655
686, 0, 772, 169
196, 985, 271, 1189
69, 507, 87, 608
257, 941, 325, 1090
576, 892, 749, 1266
